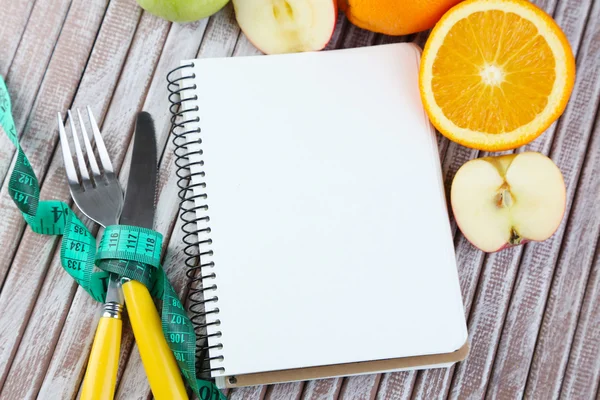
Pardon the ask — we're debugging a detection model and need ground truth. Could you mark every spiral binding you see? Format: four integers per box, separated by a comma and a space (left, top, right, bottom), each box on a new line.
167, 63, 225, 378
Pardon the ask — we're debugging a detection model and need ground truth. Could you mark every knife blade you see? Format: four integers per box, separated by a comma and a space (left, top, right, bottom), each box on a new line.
105, 113, 158, 306
120, 111, 188, 400
121, 111, 157, 228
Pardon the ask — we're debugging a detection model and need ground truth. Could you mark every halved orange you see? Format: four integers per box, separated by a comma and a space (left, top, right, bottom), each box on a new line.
420, 0, 575, 151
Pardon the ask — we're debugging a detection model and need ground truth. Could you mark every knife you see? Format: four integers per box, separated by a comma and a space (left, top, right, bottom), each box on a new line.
119, 112, 188, 400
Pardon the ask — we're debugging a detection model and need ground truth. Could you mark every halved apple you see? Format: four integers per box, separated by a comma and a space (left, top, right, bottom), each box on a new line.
233, 0, 337, 54
451, 152, 566, 253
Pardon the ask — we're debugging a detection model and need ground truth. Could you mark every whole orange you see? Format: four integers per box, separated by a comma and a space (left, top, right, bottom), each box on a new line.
339, 0, 464, 35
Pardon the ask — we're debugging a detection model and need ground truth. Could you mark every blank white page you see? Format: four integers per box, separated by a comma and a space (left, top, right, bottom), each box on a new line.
182, 43, 467, 377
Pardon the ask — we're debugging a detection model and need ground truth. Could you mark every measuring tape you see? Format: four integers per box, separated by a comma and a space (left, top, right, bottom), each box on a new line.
0, 76, 225, 400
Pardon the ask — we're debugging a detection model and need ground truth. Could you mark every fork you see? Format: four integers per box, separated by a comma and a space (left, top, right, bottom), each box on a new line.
58, 107, 124, 400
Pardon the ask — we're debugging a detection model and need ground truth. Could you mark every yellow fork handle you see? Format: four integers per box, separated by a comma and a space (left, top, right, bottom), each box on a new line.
122, 280, 189, 400
81, 316, 122, 400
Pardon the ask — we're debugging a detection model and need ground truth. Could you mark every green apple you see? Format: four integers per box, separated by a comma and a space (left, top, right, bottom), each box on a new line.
137, 0, 230, 23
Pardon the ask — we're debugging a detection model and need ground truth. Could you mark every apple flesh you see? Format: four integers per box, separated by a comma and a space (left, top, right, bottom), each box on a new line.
136, 0, 229, 23
233, 0, 337, 54
451, 152, 566, 253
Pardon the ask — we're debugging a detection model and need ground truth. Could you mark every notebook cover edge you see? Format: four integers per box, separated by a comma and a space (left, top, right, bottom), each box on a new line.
221, 340, 470, 389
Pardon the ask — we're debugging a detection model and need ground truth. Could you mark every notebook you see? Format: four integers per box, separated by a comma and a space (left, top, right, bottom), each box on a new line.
169, 43, 468, 389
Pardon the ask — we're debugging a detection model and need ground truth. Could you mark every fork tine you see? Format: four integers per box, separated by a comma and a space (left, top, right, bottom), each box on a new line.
68, 110, 93, 188
57, 113, 80, 187
86, 106, 114, 175
77, 109, 102, 178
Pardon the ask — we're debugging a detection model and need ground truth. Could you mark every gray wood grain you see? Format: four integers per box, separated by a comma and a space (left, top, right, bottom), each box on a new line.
0, 0, 110, 391
560, 239, 600, 399
0, 0, 76, 279
445, 0, 596, 398
265, 382, 305, 400
521, 4, 600, 394
229, 384, 267, 400
486, 1, 600, 398
0, 0, 35, 76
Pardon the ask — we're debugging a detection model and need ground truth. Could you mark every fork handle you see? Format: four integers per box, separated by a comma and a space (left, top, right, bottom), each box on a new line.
81, 305, 122, 400
122, 280, 189, 400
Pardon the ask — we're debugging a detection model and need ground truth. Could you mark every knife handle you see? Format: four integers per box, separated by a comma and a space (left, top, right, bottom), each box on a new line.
81, 305, 122, 400
122, 280, 189, 400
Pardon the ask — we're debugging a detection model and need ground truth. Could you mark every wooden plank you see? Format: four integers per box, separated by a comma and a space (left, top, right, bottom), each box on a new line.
0, 0, 71, 127
560, 241, 600, 399
0, 0, 75, 188
196, 3, 241, 58
232, 33, 262, 57
325, 13, 350, 51
229, 385, 268, 400
0, 0, 31, 188
519, 18, 600, 399
375, 371, 416, 400
446, 0, 596, 398
265, 382, 305, 400
0, 0, 35, 76
482, 1, 600, 398
31, 9, 171, 400
340, 20, 378, 49
529, 129, 600, 395
301, 378, 342, 400
0, 0, 75, 276
0, 0, 111, 391
339, 374, 380, 400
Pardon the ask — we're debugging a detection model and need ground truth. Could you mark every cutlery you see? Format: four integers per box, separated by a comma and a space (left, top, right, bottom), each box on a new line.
58, 109, 188, 400
119, 111, 188, 400
58, 108, 124, 400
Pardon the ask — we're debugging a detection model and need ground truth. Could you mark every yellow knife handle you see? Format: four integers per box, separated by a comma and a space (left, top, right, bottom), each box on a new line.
122, 279, 189, 400
81, 313, 122, 400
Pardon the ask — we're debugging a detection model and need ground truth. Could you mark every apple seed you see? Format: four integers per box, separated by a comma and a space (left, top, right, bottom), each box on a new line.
496, 187, 513, 208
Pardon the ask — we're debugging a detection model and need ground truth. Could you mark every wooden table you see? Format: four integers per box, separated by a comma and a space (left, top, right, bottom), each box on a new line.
0, 1, 598, 399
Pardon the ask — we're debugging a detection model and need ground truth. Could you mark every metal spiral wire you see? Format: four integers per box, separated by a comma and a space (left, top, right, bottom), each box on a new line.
167, 64, 225, 377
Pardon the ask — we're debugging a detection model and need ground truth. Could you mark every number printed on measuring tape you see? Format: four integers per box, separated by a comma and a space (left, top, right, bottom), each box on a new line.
170, 313, 186, 325
197, 381, 225, 400
97, 225, 163, 267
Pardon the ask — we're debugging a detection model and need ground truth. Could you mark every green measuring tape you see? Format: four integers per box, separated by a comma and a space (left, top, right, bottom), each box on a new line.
96, 225, 162, 292
0, 76, 225, 400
